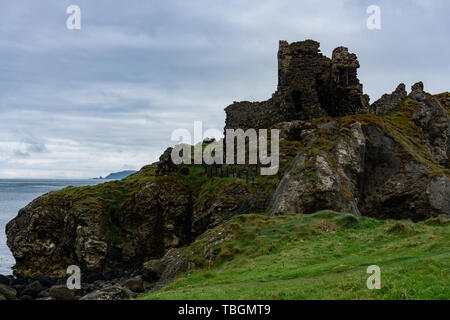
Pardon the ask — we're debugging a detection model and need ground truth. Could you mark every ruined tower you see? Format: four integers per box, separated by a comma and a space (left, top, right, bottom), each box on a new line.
225, 40, 370, 130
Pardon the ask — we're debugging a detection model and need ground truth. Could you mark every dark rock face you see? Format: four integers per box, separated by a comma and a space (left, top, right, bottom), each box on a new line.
371, 83, 407, 115
6, 176, 193, 278
269, 117, 450, 221
411, 81, 424, 92
192, 182, 254, 236
409, 91, 449, 166
358, 125, 447, 221
270, 121, 366, 216
156, 147, 176, 176
225, 40, 369, 130
0, 275, 9, 285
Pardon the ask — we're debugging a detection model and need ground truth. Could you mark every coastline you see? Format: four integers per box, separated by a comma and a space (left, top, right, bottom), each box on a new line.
0, 179, 105, 275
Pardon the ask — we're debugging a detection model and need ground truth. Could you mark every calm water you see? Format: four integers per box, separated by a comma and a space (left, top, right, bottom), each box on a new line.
0, 179, 105, 275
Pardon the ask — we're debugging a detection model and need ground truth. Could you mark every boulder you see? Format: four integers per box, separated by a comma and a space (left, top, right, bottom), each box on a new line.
9, 277, 26, 287
31, 275, 56, 288
123, 276, 144, 293
79, 284, 132, 300
0, 283, 16, 300
22, 280, 44, 298
142, 259, 165, 281
37, 289, 50, 298
49, 285, 75, 300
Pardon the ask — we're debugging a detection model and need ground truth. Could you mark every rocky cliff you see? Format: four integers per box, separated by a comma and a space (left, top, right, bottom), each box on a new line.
269, 87, 450, 220
5, 40, 450, 286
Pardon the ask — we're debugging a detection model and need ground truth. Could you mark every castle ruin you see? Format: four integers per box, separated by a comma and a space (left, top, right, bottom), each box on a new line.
224, 40, 370, 130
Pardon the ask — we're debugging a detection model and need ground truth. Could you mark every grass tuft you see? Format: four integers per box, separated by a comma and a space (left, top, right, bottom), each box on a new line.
387, 222, 413, 234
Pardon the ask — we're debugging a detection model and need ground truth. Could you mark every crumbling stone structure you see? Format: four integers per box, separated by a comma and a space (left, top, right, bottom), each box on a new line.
371, 83, 407, 116
156, 147, 176, 176
225, 40, 370, 130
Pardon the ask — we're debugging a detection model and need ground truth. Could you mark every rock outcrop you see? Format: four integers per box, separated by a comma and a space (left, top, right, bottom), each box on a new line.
156, 147, 176, 176
269, 116, 449, 220
409, 83, 449, 165
371, 83, 407, 115
270, 121, 366, 216
269, 87, 450, 220
359, 125, 449, 220
6, 176, 193, 278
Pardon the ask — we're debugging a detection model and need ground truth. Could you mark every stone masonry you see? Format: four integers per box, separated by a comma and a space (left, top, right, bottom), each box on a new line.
224, 40, 370, 130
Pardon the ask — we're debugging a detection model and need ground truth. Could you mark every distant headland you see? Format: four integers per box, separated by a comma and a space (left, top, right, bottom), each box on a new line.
93, 170, 137, 180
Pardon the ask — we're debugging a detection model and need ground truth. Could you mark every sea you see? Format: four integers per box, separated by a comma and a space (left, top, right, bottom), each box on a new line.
0, 179, 105, 275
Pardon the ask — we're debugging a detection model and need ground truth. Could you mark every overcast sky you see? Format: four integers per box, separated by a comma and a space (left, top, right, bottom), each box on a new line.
0, 0, 449, 178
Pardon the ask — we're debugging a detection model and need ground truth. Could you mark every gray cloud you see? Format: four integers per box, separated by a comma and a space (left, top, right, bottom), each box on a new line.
12, 150, 30, 159
0, 0, 449, 178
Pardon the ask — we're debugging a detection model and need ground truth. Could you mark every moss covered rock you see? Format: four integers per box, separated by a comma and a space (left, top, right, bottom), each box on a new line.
6, 175, 193, 278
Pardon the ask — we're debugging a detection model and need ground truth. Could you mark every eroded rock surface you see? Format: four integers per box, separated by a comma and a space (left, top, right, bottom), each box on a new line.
270, 121, 366, 216
371, 83, 407, 115
6, 176, 193, 278
409, 85, 449, 165
270, 115, 449, 220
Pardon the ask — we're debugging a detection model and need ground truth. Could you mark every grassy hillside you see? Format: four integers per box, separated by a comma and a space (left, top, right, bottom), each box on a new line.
140, 211, 449, 300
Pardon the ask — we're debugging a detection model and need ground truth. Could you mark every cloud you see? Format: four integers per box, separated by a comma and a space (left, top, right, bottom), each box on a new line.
0, 0, 449, 178
12, 150, 30, 158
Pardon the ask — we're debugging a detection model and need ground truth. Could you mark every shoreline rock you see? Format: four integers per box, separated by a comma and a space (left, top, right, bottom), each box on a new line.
0, 270, 151, 300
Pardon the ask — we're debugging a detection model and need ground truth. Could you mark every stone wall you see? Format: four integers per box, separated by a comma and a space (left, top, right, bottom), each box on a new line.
224, 40, 370, 131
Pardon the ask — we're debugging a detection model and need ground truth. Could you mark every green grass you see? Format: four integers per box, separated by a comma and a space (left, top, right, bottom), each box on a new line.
140, 211, 449, 300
